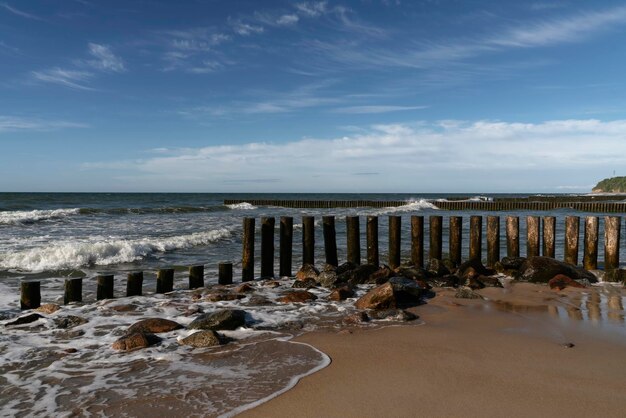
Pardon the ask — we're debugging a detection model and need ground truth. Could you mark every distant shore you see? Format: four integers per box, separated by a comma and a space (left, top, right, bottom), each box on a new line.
242, 283, 626, 418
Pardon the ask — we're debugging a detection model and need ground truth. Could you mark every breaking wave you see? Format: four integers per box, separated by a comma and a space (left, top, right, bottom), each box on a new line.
0, 208, 81, 225
226, 202, 258, 210
372, 199, 438, 215
0, 228, 232, 271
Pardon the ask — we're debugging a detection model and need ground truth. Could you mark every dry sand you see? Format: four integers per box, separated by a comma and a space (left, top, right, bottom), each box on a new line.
241, 283, 626, 418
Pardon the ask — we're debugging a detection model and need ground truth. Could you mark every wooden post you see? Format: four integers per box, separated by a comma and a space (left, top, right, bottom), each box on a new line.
218, 262, 233, 285
189, 265, 204, 289
346, 216, 361, 265
64, 278, 82, 305
449, 216, 462, 265
20, 281, 40, 310
469, 215, 482, 261
542, 216, 556, 258
583, 216, 599, 270
564, 216, 580, 265
389, 215, 401, 269
302, 216, 315, 265
506, 216, 520, 257
242, 217, 255, 281
486, 216, 499, 267
279, 216, 293, 277
411, 216, 424, 267
367, 216, 379, 267
526, 216, 540, 258
126, 272, 143, 297
604, 216, 621, 271
97, 274, 114, 300
261, 217, 275, 278
322, 216, 338, 267
156, 269, 174, 294
429, 215, 443, 260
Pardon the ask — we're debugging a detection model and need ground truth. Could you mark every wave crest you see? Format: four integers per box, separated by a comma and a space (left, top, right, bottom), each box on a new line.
226, 202, 257, 210
372, 199, 438, 215
0, 208, 81, 225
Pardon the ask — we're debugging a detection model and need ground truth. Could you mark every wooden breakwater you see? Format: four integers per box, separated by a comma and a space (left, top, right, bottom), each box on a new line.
224, 199, 626, 212
17, 213, 626, 310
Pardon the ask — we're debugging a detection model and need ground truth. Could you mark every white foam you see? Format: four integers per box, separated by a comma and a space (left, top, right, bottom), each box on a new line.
371, 199, 438, 215
0, 228, 232, 271
0, 208, 80, 225
226, 202, 257, 210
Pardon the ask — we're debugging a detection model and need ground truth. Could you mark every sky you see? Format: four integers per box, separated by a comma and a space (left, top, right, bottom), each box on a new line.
1, 0, 626, 193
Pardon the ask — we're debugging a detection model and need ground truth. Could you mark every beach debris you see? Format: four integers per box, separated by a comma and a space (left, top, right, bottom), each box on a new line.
188, 309, 247, 330
368, 309, 418, 321
5, 313, 43, 326
112, 332, 161, 352
343, 311, 370, 325
355, 277, 425, 310
548, 274, 586, 290
329, 286, 354, 301
127, 318, 183, 334
277, 290, 318, 303
518, 257, 597, 283
455, 286, 484, 300
179, 330, 225, 348
53, 315, 88, 329
292, 277, 318, 289
36, 303, 61, 314
295, 263, 319, 281
235, 283, 255, 293
562, 342, 575, 348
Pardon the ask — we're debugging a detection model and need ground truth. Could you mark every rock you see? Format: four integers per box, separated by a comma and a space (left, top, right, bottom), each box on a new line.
127, 318, 183, 334
339, 264, 379, 285
262, 280, 281, 288
396, 266, 429, 281
366, 265, 394, 285
343, 311, 369, 325
53, 315, 88, 329
465, 276, 485, 290
548, 274, 587, 290
368, 309, 418, 321
109, 304, 138, 312
295, 264, 319, 281
292, 277, 318, 288
329, 286, 355, 301
183, 305, 203, 316
354, 277, 425, 310
457, 259, 492, 279
36, 303, 61, 314
427, 275, 460, 288
323, 263, 337, 272
112, 332, 161, 351
499, 256, 527, 270
235, 283, 255, 293
455, 286, 484, 299
318, 270, 339, 288
476, 275, 503, 288
519, 257, 597, 283
205, 292, 246, 302
5, 313, 43, 326
277, 291, 318, 303
188, 309, 247, 331
64, 348, 78, 354
336, 261, 357, 275
427, 259, 450, 277
562, 342, 575, 348
179, 330, 225, 348
245, 295, 274, 306
442, 258, 458, 272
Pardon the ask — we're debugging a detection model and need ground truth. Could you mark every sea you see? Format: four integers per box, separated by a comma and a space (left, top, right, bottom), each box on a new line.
0, 192, 624, 417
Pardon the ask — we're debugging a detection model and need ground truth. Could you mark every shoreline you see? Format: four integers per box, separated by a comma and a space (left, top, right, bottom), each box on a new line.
241, 283, 626, 418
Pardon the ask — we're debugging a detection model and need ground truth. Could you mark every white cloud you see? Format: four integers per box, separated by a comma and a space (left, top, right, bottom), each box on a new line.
82, 119, 626, 192
0, 115, 88, 132
277, 14, 299, 25
295, 1, 328, 18
31, 68, 94, 90
333, 105, 428, 114
232, 21, 264, 36
86, 43, 125, 72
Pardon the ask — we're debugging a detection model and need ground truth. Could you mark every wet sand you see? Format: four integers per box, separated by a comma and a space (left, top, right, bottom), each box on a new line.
241, 283, 626, 418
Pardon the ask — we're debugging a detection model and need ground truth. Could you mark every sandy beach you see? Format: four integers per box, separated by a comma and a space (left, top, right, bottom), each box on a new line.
242, 283, 626, 418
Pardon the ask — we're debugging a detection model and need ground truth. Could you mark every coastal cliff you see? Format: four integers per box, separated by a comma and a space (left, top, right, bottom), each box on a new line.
592, 176, 626, 193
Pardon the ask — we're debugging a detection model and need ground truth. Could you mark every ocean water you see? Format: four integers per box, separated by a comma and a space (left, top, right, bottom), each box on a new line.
0, 192, 624, 417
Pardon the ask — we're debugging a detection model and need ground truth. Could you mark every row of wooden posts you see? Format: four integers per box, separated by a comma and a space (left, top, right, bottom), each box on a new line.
241, 214, 622, 280
18, 214, 622, 310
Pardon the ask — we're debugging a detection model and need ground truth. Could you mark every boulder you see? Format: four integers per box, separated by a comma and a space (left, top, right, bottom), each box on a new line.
179, 330, 224, 348
548, 274, 587, 290
395, 266, 428, 281
518, 257, 597, 283
234, 283, 255, 293
318, 270, 339, 288
457, 259, 492, 279
354, 277, 425, 310
127, 318, 183, 334
336, 261, 357, 275
245, 295, 274, 306
277, 291, 318, 303
53, 315, 88, 329
262, 280, 281, 288
205, 292, 246, 302
343, 311, 369, 325
292, 277, 318, 288
427, 275, 460, 288
455, 286, 484, 299
5, 313, 43, 326
367, 309, 418, 321
339, 264, 379, 285
295, 264, 319, 281
36, 303, 61, 314
427, 259, 450, 277
476, 275, 503, 288
329, 286, 355, 301
109, 304, 138, 312
112, 332, 160, 352
188, 309, 247, 331
499, 256, 527, 270
366, 265, 394, 285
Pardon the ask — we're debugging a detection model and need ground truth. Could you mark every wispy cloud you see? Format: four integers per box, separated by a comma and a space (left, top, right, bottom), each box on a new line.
332, 105, 428, 114
295, 1, 328, 18
0, 2, 44, 21
82, 119, 626, 192
277, 14, 299, 25
86, 43, 125, 72
231, 21, 264, 36
0, 115, 88, 132
31, 68, 94, 90
156, 28, 231, 72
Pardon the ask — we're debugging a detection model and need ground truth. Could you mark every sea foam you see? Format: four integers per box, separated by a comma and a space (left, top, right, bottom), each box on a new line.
0, 228, 232, 271
372, 199, 438, 215
0, 208, 81, 225
226, 202, 257, 210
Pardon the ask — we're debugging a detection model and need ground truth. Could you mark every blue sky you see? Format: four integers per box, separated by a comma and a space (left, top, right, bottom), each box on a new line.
1, 0, 626, 193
